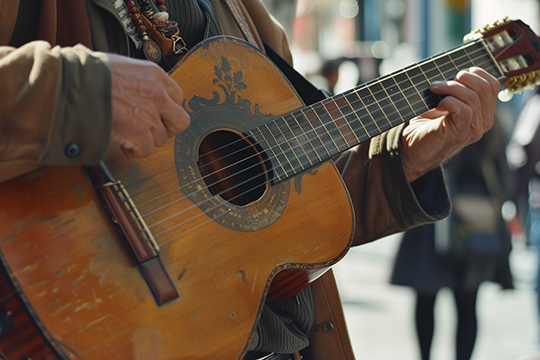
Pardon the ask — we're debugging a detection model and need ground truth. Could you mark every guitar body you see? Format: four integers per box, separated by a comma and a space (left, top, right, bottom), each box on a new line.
0, 37, 354, 359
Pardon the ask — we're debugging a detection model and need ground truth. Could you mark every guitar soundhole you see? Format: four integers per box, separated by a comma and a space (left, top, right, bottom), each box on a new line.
197, 130, 268, 206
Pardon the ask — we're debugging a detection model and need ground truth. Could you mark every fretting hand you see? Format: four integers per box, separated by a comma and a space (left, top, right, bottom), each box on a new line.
401, 67, 500, 182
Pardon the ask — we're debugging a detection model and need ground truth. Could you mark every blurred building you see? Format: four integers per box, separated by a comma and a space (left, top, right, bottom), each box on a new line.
278, 0, 539, 77
261, 0, 540, 134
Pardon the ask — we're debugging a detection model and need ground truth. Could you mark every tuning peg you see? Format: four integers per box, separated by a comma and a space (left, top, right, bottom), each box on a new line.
498, 89, 514, 102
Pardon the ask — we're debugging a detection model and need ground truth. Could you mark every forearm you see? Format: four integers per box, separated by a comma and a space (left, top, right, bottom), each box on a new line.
0, 41, 112, 183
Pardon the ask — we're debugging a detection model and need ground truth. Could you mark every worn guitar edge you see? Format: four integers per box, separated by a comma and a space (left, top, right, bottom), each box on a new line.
0, 253, 67, 359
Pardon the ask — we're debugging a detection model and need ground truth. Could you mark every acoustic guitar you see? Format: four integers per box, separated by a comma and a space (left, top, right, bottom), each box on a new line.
0, 18, 538, 360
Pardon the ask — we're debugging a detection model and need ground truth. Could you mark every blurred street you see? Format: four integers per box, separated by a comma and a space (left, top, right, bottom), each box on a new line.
333, 234, 539, 360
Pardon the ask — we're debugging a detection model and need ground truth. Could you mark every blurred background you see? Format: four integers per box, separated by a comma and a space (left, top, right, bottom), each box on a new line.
259, 0, 540, 359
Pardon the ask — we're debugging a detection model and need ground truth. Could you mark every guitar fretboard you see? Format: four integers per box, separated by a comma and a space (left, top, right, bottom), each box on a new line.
246, 39, 501, 183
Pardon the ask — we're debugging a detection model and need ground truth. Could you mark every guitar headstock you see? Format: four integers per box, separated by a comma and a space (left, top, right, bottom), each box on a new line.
464, 17, 540, 100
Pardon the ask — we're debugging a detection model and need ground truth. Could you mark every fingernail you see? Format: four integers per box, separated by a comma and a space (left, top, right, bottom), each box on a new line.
430, 80, 445, 87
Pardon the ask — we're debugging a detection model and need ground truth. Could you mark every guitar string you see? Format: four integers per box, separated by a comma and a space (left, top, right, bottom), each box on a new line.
134, 40, 484, 197
107, 41, 499, 241
133, 49, 497, 233
143, 51, 500, 244
126, 45, 498, 239
124, 40, 489, 208
127, 42, 493, 212
152, 62, 500, 245
125, 44, 492, 228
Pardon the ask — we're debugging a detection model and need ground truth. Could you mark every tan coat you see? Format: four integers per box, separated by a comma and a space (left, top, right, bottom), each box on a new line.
0, 1, 449, 359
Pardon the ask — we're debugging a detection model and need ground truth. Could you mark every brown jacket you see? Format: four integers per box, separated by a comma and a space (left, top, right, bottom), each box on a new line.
0, 1, 449, 359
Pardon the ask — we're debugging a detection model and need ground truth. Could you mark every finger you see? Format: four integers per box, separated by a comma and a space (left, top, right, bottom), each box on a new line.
435, 96, 476, 135
119, 135, 155, 159
155, 92, 190, 137
151, 121, 169, 147
468, 67, 501, 97
430, 68, 498, 104
141, 69, 191, 137
431, 80, 480, 122
430, 73, 482, 107
159, 80, 191, 137
454, 69, 498, 113
430, 71, 495, 132
455, 68, 498, 131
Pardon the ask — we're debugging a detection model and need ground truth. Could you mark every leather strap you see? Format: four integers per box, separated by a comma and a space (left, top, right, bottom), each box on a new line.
222, 0, 258, 47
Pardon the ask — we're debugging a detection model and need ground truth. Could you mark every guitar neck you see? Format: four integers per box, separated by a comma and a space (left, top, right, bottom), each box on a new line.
246, 38, 502, 183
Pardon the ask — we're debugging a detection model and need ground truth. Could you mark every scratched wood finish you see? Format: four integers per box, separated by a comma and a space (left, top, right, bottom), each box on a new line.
0, 37, 354, 359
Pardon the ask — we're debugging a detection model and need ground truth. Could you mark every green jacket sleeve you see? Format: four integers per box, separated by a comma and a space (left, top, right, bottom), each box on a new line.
0, 41, 112, 183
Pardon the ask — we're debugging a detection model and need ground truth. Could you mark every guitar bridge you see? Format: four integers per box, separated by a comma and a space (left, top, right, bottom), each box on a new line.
85, 163, 180, 306
107, 180, 160, 255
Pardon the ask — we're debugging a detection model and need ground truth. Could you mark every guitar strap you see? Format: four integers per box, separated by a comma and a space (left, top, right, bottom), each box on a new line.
223, 0, 259, 47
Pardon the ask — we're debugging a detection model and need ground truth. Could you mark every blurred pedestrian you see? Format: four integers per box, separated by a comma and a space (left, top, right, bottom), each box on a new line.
507, 87, 540, 355
390, 118, 514, 360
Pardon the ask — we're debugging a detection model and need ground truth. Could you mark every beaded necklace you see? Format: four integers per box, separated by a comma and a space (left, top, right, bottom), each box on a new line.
123, 0, 187, 63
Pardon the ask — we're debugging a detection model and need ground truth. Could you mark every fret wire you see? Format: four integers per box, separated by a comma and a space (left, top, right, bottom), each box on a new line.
451, 45, 477, 72
408, 66, 441, 109
431, 61, 446, 81
350, 88, 382, 136
335, 95, 370, 142
462, 46, 475, 69
360, 82, 393, 133
435, 55, 457, 80
418, 59, 446, 110
323, 98, 360, 145
261, 122, 290, 181
443, 48, 470, 78
350, 97, 381, 137
417, 65, 436, 89
245, 41, 496, 183
299, 107, 333, 159
310, 103, 344, 154
390, 75, 419, 119
313, 102, 349, 152
287, 113, 316, 167
347, 42, 484, 132
377, 78, 407, 125
366, 84, 394, 128
271, 118, 306, 173
425, 51, 449, 81
405, 71, 430, 111
360, 67, 424, 131
245, 127, 287, 182
289, 111, 325, 163
446, 52, 460, 77
278, 114, 312, 170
